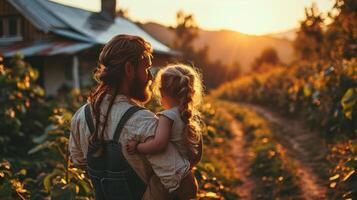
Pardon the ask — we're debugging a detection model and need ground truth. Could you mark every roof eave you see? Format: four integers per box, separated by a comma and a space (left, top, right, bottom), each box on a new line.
7, 0, 51, 33
153, 49, 181, 57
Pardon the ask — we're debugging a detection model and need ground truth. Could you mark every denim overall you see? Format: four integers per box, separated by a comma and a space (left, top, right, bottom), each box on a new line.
84, 104, 146, 200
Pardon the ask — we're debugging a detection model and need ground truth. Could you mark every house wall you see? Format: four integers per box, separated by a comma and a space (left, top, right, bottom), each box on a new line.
43, 56, 73, 96
78, 54, 96, 88
42, 54, 97, 96
0, 0, 51, 42
0, 0, 17, 15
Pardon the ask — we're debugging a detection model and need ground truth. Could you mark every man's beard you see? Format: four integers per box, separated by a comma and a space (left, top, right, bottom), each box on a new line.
129, 75, 152, 104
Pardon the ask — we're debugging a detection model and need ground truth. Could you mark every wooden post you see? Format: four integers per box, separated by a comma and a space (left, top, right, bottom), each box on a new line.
72, 55, 80, 90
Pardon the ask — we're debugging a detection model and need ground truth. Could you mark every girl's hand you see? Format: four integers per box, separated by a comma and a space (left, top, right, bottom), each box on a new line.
126, 139, 139, 155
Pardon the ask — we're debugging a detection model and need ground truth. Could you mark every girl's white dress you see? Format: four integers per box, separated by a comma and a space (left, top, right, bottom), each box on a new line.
146, 106, 191, 193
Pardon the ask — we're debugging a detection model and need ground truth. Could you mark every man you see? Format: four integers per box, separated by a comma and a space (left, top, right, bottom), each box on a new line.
69, 34, 186, 199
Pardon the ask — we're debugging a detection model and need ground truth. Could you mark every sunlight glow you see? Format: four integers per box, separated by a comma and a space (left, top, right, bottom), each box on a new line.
52, 0, 334, 35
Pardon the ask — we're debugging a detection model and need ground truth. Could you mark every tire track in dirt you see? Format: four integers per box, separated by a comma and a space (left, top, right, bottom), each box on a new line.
242, 103, 329, 200
219, 108, 255, 200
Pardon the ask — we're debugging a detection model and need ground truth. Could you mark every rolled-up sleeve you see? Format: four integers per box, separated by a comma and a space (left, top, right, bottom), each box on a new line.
69, 106, 87, 166
124, 109, 158, 142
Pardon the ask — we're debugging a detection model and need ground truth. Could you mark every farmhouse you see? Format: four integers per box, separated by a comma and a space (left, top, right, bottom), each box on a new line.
0, 0, 177, 96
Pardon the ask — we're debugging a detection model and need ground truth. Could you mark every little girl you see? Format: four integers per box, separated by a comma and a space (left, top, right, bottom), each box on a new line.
126, 64, 204, 199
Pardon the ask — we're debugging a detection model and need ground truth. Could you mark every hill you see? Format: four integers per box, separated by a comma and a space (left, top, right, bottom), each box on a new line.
142, 22, 295, 72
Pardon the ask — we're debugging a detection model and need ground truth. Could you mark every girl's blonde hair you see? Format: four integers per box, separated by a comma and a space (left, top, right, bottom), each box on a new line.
153, 64, 204, 156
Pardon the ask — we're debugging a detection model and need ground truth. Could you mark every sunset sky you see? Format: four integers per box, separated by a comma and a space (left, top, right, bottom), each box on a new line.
52, 0, 334, 35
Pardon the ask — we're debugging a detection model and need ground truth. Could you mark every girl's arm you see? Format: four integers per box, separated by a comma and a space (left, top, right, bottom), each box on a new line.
136, 115, 173, 154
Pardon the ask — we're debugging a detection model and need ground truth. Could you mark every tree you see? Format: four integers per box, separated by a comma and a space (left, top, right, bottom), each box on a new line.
325, 0, 357, 60
293, 3, 325, 61
116, 8, 129, 18
293, 0, 356, 61
252, 47, 281, 72
173, 10, 199, 59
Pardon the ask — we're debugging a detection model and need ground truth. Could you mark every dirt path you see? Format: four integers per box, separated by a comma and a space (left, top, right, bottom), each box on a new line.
242, 103, 329, 200
219, 108, 255, 200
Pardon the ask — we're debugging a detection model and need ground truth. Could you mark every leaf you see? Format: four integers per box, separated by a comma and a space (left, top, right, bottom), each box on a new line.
303, 84, 312, 97
15, 169, 27, 176
43, 174, 53, 192
330, 182, 337, 188
342, 170, 355, 182
28, 141, 54, 154
329, 174, 340, 181
33, 86, 45, 97
32, 133, 48, 144
77, 179, 92, 194
0, 160, 11, 170
43, 170, 62, 192
44, 124, 58, 135
324, 66, 335, 76
341, 88, 356, 120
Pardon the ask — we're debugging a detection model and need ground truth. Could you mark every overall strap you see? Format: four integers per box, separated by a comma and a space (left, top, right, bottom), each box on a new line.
84, 104, 95, 134
113, 106, 145, 142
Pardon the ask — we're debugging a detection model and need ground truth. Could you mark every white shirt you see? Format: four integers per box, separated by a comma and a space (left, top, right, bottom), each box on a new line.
158, 107, 190, 159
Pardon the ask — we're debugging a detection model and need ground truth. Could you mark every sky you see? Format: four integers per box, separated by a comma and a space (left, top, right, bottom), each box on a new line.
52, 0, 334, 35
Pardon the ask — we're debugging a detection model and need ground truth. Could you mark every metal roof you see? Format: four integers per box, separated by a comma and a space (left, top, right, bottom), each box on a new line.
0, 40, 95, 57
6, 0, 176, 55
7, 0, 68, 32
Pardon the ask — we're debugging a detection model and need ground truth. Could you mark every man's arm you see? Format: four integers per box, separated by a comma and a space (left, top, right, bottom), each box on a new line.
69, 106, 87, 167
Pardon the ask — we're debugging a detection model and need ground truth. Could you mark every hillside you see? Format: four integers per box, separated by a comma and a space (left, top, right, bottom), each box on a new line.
142, 22, 295, 72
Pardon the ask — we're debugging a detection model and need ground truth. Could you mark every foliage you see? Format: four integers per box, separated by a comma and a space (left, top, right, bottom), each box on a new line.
327, 140, 357, 199
0, 160, 30, 200
218, 102, 301, 199
195, 102, 240, 199
0, 54, 51, 157
0, 54, 93, 199
294, 0, 357, 61
251, 47, 281, 72
28, 107, 93, 199
214, 59, 356, 139
325, 0, 357, 60
294, 3, 325, 61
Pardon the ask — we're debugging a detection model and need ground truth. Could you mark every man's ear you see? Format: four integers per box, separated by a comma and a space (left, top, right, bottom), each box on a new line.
124, 61, 134, 80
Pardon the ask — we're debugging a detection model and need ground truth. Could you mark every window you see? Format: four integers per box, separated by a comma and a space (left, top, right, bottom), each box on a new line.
0, 16, 22, 42
0, 20, 3, 36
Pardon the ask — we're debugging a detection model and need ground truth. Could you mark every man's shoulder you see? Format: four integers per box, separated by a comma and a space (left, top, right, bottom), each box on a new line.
71, 104, 87, 125
125, 107, 158, 140
127, 106, 158, 125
